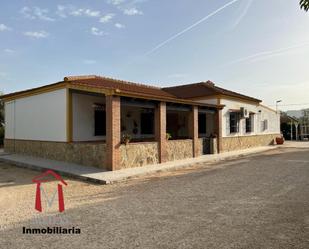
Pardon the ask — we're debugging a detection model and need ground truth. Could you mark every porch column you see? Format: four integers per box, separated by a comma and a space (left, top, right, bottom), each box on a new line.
215, 109, 222, 153
155, 102, 167, 163
106, 95, 121, 171
188, 106, 199, 157
295, 123, 299, 141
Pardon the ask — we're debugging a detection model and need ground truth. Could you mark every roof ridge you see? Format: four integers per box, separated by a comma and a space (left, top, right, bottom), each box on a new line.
65, 75, 163, 90
97, 75, 163, 90
64, 75, 97, 81
163, 81, 214, 89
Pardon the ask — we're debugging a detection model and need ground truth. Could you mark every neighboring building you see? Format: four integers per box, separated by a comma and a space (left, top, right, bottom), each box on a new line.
1, 75, 280, 171
280, 114, 299, 140
282, 109, 309, 140
299, 109, 309, 140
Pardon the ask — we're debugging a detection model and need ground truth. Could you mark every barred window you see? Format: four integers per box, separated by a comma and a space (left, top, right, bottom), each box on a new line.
262, 119, 268, 131
230, 112, 240, 133
246, 114, 254, 133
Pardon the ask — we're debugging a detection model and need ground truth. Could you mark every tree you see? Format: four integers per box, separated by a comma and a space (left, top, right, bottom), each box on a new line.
300, 0, 309, 11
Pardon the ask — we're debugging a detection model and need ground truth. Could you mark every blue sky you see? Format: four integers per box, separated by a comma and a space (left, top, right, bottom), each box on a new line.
0, 0, 308, 110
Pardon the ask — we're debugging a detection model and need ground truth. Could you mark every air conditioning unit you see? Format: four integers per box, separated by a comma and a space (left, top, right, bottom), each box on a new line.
240, 107, 250, 119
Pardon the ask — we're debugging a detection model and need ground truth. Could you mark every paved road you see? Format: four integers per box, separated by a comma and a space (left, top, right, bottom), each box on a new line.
1, 148, 309, 249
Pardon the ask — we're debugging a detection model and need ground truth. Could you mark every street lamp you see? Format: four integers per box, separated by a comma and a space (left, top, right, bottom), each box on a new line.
276, 100, 282, 113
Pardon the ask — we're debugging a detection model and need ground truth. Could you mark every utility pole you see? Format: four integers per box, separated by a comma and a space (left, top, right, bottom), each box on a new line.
276, 100, 282, 113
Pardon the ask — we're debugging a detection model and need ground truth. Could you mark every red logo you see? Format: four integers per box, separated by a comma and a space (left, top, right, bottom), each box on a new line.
32, 170, 68, 213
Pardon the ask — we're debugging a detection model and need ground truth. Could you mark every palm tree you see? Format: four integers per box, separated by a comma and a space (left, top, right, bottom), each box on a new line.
300, 0, 309, 11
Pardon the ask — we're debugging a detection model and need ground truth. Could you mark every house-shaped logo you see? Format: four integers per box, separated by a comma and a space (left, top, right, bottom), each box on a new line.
32, 170, 68, 213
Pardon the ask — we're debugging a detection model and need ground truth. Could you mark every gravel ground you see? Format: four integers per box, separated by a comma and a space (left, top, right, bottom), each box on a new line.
0, 147, 309, 249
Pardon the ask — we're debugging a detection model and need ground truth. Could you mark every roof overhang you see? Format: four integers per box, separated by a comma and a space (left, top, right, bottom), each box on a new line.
0, 81, 224, 110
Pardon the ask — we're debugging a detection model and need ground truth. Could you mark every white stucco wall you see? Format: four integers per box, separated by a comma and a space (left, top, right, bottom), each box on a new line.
197, 98, 218, 105
5, 89, 67, 141
220, 98, 280, 137
72, 92, 106, 142
196, 96, 280, 137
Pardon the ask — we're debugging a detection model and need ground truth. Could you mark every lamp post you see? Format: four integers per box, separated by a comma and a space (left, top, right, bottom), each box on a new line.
276, 100, 282, 113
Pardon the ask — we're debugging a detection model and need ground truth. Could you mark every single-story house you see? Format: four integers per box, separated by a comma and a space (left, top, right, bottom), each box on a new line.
1, 75, 280, 170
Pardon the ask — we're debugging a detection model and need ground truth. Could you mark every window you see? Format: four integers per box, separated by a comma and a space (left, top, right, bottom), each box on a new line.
198, 113, 207, 134
262, 119, 268, 131
140, 112, 154, 135
246, 114, 254, 133
230, 112, 240, 133
94, 110, 106, 136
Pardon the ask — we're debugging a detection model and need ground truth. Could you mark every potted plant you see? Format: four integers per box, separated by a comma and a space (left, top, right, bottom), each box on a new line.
122, 134, 131, 145
166, 133, 172, 140
275, 134, 284, 145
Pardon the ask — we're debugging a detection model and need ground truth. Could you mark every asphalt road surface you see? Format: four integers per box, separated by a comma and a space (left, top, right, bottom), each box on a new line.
0, 147, 309, 249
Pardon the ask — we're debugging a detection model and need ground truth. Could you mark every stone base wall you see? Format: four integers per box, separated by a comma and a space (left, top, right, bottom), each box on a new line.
167, 139, 193, 161
4, 135, 278, 170
4, 139, 107, 169
210, 138, 218, 154
221, 134, 280, 152
120, 142, 159, 169
197, 139, 204, 157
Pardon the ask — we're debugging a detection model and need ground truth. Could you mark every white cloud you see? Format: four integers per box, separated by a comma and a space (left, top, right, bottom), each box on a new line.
0, 24, 11, 31
83, 59, 97, 64
100, 13, 115, 23
107, 0, 126, 5
115, 23, 125, 29
20, 7, 35, 19
70, 8, 84, 16
4, 49, 15, 53
23, 31, 49, 39
84, 9, 101, 17
56, 5, 100, 18
20, 6, 55, 21
56, 5, 69, 18
123, 7, 143, 15
90, 27, 106, 36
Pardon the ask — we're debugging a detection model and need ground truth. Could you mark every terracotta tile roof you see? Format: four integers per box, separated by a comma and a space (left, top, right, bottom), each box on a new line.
163, 81, 262, 103
1, 75, 260, 106
65, 75, 177, 99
